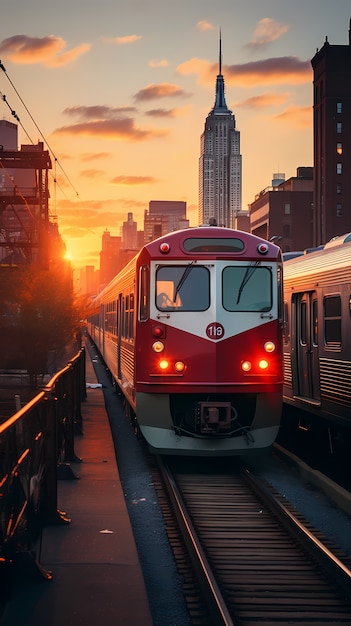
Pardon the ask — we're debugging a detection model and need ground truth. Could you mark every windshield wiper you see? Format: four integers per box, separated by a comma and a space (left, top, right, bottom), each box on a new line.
173, 262, 195, 302
236, 261, 260, 304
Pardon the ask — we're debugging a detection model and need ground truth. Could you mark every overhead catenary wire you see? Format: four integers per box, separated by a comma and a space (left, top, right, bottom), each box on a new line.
0, 59, 80, 202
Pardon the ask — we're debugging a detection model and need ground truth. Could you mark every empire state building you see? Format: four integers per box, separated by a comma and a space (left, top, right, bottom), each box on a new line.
199, 37, 242, 228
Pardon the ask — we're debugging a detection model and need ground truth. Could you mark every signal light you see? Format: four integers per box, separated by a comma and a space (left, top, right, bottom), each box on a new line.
259, 359, 269, 370
257, 243, 268, 255
175, 361, 185, 372
152, 341, 164, 353
152, 325, 164, 338
242, 361, 252, 372
264, 341, 275, 353
159, 242, 170, 254
159, 359, 169, 370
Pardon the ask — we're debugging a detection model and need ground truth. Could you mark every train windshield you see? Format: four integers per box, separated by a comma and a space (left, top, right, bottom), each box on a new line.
156, 265, 210, 311
222, 265, 272, 312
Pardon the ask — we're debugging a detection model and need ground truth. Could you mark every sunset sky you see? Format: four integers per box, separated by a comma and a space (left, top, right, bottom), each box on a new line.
1, 0, 350, 270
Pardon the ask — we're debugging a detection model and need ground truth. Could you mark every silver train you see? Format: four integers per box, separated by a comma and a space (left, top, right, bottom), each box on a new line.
283, 233, 351, 443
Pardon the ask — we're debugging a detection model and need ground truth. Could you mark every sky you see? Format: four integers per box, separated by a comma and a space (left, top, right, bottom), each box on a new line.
1, 0, 350, 270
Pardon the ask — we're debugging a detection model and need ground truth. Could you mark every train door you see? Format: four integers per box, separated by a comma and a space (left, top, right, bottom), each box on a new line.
293, 291, 320, 401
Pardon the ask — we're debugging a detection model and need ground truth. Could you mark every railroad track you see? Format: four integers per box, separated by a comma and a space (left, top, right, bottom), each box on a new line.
155, 457, 351, 625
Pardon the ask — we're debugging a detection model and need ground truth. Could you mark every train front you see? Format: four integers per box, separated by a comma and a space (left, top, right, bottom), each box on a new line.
135, 228, 283, 456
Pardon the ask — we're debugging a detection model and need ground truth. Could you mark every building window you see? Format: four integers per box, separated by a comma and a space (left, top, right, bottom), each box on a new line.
336, 204, 342, 217
336, 122, 342, 133
336, 101, 342, 114
337, 163, 342, 174
283, 224, 290, 238
336, 182, 342, 194
284, 203, 290, 215
337, 142, 343, 155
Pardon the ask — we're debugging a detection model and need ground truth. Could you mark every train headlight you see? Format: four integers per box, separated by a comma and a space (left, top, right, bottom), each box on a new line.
152, 341, 164, 353
159, 359, 169, 370
264, 341, 275, 353
241, 361, 252, 372
259, 359, 269, 370
175, 361, 185, 372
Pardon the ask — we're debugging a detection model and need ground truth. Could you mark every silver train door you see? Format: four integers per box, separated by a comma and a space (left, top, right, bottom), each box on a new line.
293, 291, 320, 402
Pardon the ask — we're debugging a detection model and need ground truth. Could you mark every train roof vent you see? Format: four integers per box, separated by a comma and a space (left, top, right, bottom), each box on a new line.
323, 232, 351, 249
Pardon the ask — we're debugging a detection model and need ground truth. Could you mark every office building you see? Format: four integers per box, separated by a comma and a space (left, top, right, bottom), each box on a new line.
199, 36, 242, 228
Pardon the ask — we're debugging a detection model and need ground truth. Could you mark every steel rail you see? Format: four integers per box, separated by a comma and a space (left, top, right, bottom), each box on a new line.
156, 456, 235, 626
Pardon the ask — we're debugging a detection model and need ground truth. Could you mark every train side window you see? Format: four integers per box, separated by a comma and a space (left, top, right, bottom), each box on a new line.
300, 301, 307, 345
312, 299, 318, 345
283, 301, 289, 343
139, 265, 149, 321
324, 295, 341, 347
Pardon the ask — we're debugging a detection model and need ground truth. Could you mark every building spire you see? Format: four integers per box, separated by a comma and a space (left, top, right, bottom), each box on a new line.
213, 30, 229, 112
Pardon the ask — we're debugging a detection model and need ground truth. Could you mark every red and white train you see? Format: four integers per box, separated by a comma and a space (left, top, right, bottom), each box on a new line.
87, 226, 284, 456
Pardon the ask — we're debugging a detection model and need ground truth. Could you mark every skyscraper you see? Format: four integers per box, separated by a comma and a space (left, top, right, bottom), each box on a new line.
199, 35, 242, 228
311, 22, 351, 245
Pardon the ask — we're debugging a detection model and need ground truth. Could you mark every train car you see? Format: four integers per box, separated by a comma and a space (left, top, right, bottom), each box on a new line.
88, 226, 284, 456
283, 233, 351, 437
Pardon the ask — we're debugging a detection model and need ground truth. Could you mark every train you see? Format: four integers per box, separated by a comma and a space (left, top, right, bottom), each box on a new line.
87, 226, 284, 456
282, 233, 351, 442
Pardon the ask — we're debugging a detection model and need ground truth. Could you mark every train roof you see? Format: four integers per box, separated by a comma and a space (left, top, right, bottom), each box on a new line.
283, 234, 351, 287
142, 226, 282, 261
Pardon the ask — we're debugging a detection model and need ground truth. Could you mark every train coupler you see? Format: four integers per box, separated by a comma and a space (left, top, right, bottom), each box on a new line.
197, 401, 232, 434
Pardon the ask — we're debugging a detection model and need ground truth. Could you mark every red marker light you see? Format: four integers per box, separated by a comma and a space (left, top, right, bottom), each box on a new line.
160, 242, 170, 254
257, 243, 268, 254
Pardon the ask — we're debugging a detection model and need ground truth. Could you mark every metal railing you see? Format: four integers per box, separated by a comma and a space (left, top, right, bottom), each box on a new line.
0, 347, 86, 579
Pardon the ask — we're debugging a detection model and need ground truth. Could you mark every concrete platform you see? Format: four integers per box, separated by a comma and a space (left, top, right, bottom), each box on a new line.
0, 338, 153, 626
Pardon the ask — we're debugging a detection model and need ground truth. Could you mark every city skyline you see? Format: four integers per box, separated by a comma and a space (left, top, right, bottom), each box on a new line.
1, 1, 350, 269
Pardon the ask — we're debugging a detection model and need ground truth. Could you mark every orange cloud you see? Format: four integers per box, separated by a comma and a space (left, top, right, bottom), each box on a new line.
177, 56, 312, 87
274, 105, 312, 128
0, 34, 90, 67
145, 108, 178, 117
246, 18, 289, 51
196, 21, 215, 31
111, 175, 157, 185
148, 59, 169, 68
236, 93, 289, 108
53, 117, 167, 141
63, 105, 137, 119
80, 169, 105, 178
113, 35, 142, 45
80, 152, 110, 162
133, 83, 192, 101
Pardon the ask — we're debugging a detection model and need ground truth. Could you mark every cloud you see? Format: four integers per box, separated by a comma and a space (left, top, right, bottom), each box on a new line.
177, 56, 312, 87
111, 35, 142, 45
80, 152, 110, 162
246, 18, 289, 52
133, 83, 192, 102
80, 169, 105, 178
148, 59, 169, 68
53, 118, 167, 141
110, 175, 157, 185
54, 105, 168, 140
235, 93, 289, 108
63, 105, 137, 119
0, 34, 90, 67
145, 108, 178, 117
196, 21, 215, 31
274, 105, 312, 128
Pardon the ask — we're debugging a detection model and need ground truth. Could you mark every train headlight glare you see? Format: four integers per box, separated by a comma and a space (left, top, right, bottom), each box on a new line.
159, 359, 169, 370
152, 341, 164, 353
259, 359, 269, 370
175, 361, 185, 372
264, 341, 275, 353
242, 361, 251, 372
